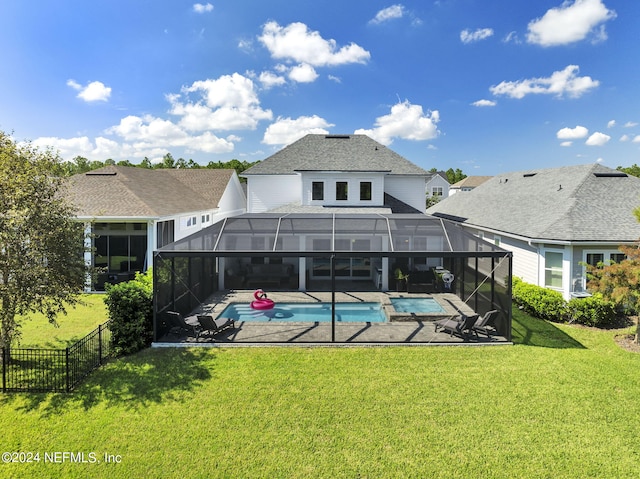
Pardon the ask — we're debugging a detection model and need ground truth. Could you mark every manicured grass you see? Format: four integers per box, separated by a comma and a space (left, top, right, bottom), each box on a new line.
16, 295, 108, 348
2, 307, 640, 478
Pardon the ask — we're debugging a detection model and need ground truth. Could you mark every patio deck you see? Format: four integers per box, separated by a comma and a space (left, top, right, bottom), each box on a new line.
154, 290, 510, 347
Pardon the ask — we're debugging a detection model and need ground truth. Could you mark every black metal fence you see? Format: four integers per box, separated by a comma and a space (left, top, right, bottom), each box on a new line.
1, 320, 113, 393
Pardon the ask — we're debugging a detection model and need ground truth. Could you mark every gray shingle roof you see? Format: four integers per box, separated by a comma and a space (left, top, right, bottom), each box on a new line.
65, 166, 235, 218
427, 163, 640, 242
242, 134, 429, 176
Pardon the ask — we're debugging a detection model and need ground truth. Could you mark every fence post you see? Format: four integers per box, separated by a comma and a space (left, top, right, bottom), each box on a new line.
2, 348, 6, 393
98, 324, 103, 365
65, 348, 70, 393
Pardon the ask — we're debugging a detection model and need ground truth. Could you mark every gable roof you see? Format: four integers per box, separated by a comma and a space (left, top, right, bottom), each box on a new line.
65, 166, 236, 218
427, 163, 640, 242
242, 134, 429, 176
451, 176, 492, 189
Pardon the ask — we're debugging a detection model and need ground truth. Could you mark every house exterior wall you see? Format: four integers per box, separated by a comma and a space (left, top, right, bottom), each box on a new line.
385, 176, 426, 212
247, 175, 300, 213
301, 172, 385, 206
426, 175, 450, 199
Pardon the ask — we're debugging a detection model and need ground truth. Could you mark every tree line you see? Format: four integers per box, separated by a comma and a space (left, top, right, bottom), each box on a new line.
61, 153, 260, 179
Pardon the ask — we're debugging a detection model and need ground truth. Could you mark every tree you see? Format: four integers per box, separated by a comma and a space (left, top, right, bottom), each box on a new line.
445, 168, 467, 185
0, 131, 87, 348
617, 164, 640, 178
586, 207, 640, 344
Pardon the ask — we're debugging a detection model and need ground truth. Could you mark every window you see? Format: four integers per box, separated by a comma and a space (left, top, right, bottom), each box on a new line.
432, 186, 443, 197
336, 182, 348, 201
586, 251, 626, 267
312, 181, 324, 201
494, 235, 501, 247
360, 181, 372, 201
157, 220, 175, 248
544, 251, 564, 289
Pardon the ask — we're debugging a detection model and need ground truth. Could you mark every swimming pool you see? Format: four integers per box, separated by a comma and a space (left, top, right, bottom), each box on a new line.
390, 297, 445, 313
218, 302, 387, 323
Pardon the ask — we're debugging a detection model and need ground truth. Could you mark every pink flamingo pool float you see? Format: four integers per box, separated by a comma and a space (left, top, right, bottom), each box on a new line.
250, 289, 275, 310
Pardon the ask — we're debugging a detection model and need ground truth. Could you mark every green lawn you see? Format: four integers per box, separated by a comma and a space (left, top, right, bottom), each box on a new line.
2, 305, 639, 478
16, 294, 108, 348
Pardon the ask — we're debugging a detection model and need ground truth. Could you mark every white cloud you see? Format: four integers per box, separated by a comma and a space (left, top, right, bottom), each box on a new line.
490, 65, 599, 99
620, 135, 630, 142
354, 100, 440, 145
67, 79, 111, 102
503, 31, 521, 44
460, 28, 494, 44
262, 115, 334, 145
560, 141, 573, 147
556, 125, 589, 139
526, 0, 616, 47
288, 63, 319, 83
472, 99, 496, 107
258, 21, 370, 67
607, 119, 616, 128
328, 75, 342, 83
585, 131, 611, 146
633, 135, 640, 143
259, 71, 286, 89
193, 3, 213, 13
370, 5, 405, 24
170, 73, 273, 131
625, 121, 639, 128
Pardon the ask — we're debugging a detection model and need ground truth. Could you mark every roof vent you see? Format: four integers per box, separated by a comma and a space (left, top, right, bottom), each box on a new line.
325, 135, 350, 139
593, 172, 628, 178
86, 171, 117, 176
523, 173, 537, 177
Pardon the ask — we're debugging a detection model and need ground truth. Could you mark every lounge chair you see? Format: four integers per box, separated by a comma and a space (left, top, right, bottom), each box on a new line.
434, 314, 479, 339
197, 315, 235, 338
166, 311, 199, 337
472, 310, 498, 338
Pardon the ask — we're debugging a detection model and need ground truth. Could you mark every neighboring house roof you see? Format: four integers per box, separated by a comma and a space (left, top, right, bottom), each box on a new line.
426, 171, 449, 183
427, 163, 640, 242
450, 176, 492, 189
65, 166, 235, 218
242, 134, 429, 176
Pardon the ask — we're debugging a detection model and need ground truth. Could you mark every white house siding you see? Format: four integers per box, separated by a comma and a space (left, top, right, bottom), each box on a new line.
500, 236, 540, 286
214, 174, 247, 222
301, 172, 385, 206
426, 175, 450, 199
385, 176, 427, 212
247, 175, 300, 213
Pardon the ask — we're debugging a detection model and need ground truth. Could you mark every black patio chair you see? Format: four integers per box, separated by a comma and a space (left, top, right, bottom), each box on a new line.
434, 313, 479, 339
166, 311, 199, 337
196, 315, 235, 338
472, 310, 498, 338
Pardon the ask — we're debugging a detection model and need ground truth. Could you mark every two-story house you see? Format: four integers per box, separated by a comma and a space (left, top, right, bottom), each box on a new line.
241, 134, 429, 214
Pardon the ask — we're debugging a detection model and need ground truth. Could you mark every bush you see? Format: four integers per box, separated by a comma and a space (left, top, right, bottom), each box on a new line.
104, 270, 153, 355
512, 277, 568, 322
567, 294, 618, 327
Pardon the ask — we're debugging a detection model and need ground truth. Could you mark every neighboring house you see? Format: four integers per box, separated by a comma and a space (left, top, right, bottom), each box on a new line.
426, 171, 450, 200
241, 134, 430, 214
427, 163, 640, 300
449, 176, 492, 195
65, 165, 246, 290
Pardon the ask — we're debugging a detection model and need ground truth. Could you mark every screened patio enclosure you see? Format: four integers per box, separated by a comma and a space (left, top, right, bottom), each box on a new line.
154, 213, 512, 342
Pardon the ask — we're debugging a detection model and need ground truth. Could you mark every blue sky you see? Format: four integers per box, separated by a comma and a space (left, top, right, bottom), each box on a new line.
1, 0, 638, 175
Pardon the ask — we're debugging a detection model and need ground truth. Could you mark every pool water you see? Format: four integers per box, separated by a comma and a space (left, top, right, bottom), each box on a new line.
218, 302, 386, 323
390, 297, 445, 313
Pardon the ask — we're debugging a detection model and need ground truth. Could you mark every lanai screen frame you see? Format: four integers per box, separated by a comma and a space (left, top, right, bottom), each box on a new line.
154, 213, 512, 342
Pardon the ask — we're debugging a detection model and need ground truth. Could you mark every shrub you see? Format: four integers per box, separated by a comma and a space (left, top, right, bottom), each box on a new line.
567, 293, 618, 328
512, 278, 568, 322
104, 269, 153, 355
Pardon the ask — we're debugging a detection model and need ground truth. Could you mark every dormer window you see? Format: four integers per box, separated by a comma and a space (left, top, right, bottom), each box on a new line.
336, 181, 348, 201
312, 181, 324, 200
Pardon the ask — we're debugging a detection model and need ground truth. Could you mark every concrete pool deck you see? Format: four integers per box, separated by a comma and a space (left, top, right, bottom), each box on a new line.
154, 290, 511, 346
